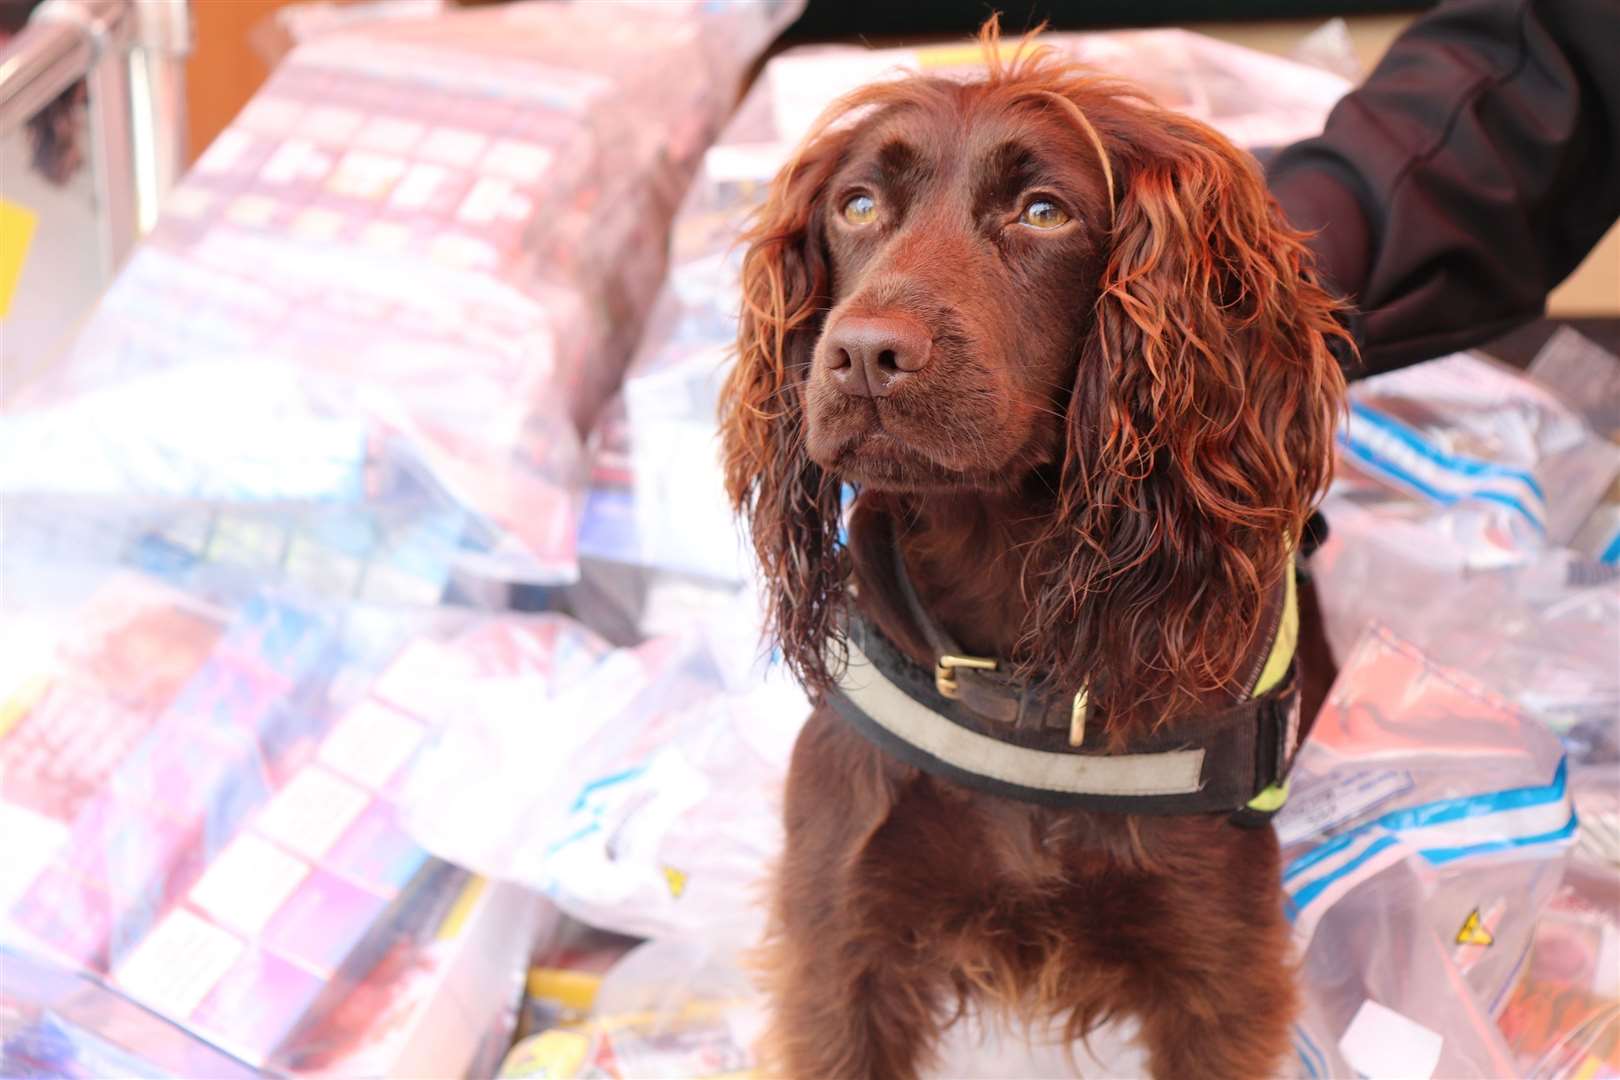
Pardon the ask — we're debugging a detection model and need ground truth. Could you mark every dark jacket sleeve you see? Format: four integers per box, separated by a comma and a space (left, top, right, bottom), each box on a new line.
1266, 0, 1620, 379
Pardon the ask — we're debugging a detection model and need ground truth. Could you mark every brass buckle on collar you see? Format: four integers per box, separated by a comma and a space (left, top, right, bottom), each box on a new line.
935, 654, 997, 699
1070, 688, 1088, 747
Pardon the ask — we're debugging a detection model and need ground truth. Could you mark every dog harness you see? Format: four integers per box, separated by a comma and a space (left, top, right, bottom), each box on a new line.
825, 516, 1328, 824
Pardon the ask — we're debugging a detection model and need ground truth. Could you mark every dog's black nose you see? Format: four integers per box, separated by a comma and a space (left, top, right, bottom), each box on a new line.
823, 315, 932, 398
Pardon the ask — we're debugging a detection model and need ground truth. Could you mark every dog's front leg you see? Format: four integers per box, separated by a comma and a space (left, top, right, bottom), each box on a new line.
1128, 831, 1298, 1080
756, 714, 945, 1080
757, 921, 942, 1080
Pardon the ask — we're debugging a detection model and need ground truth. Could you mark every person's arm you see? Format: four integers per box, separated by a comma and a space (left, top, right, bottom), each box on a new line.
1267, 0, 1620, 379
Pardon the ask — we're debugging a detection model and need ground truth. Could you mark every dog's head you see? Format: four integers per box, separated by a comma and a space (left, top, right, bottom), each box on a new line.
722, 26, 1349, 717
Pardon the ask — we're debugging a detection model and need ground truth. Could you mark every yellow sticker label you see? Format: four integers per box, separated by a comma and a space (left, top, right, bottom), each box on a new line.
0, 198, 40, 319
1456, 907, 1494, 947
526, 967, 603, 1013
662, 864, 688, 899
435, 874, 487, 941
0, 676, 51, 742
1572, 1053, 1605, 1080
497, 1029, 591, 1079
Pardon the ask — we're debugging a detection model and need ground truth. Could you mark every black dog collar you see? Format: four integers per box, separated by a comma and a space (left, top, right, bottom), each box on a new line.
823, 518, 1320, 822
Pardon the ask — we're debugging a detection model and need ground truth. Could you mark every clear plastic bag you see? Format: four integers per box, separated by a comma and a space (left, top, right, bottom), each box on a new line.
401, 580, 809, 943
461, 624, 1600, 1080
0, 525, 572, 1075
1280, 624, 1579, 1079
0, 945, 267, 1078
1332, 352, 1620, 563
587, 938, 762, 1079
2, 0, 801, 585
1527, 327, 1620, 444
1315, 351, 1620, 740
1496, 861, 1620, 1079
1313, 524, 1620, 739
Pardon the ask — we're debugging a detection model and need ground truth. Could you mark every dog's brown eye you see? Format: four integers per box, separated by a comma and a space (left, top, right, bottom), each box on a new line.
1020, 200, 1070, 229
842, 194, 878, 226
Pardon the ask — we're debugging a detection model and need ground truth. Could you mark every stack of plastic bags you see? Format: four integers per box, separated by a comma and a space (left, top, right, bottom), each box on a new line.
402, 576, 806, 947
0, 544, 565, 1076
1313, 332, 1620, 753
482, 623, 1616, 1080
0, 2, 800, 1075
1, 0, 800, 585
7, 10, 1618, 1076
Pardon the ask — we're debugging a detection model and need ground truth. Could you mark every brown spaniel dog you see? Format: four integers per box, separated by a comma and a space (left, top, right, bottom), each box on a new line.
721, 23, 1348, 1080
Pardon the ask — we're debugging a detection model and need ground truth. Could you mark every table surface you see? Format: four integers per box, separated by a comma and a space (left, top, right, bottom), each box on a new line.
1483, 317, 1620, 371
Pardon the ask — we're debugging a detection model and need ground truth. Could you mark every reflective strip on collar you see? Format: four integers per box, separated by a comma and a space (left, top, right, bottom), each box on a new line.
837, 640, 1206, 797
1254, 561, 1299, 698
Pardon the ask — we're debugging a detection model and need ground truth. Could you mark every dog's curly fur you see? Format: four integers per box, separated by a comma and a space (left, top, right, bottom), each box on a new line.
721, 21, 1349, 1079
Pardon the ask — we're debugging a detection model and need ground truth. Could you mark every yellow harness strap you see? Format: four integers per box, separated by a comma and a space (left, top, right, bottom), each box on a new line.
1245, 560, 1301, 813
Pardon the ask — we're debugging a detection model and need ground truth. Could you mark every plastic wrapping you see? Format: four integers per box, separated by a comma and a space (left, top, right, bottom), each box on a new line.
402, 581, 808, 943
1529, 331, 1620, 568
1280, 624, 1578, 1079
1497, 862, 1620, 1078
1, 872, 549, 1080
2, 0, 802, 584
1315, 350, 1620, 739
581, 29, 1353, 598
1334, 352, 1620, 562
0, 523, 569, 1076
248, 0, 452, 70
488, 624, 1609, 1080
284, 874, 555, 1079
0, 576, 415, 1065
1314, 533, 1620, 741
495, 918, 639, 1078
588, 938, 761, 1079
1529, 327, 1620, 443
0, 945, 268, 1079
1502, 767, 1620, 1078
531, 660, 803, 943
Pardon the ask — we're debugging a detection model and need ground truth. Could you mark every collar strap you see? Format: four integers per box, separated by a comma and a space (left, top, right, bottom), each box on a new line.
828, 616, 1303, 817
883, 524, 1300, 745
824, 509, 1325, 820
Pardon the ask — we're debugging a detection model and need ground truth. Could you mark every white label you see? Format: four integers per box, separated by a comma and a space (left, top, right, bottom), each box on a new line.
188, 833, 310, 935
115, 908, 244, 1018
766, 50, 921, 141
1339, 1000, 1444, 1079
327, 151, 407, 200
1276, 770, 1413, 847
318, 699, 427, 790
481, 140, 552, 184
419, 127, 488, 166
253, 767, 372, 861
703, 142, 791, 185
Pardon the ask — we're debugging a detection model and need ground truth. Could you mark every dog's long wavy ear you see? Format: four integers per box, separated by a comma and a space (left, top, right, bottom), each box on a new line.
1026, 104, 1350, 725
721, 125, 855, 693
